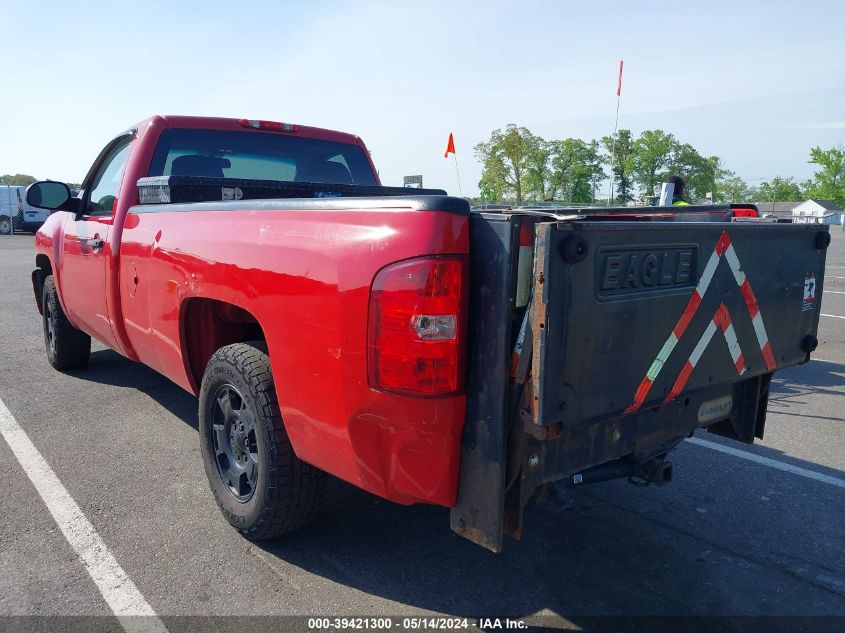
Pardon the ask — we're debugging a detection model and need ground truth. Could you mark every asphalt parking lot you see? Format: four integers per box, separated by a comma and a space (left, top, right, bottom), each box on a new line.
0, 227, 843, 632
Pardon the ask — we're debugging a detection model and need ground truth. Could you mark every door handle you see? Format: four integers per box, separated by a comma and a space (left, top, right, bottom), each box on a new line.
86, 238, 104, 251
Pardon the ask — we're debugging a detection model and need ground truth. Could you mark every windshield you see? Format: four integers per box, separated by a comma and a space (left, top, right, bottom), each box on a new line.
147, 129, 377, 186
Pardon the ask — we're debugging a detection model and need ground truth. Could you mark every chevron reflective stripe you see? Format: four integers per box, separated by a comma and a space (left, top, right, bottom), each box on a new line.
623, 243, 721, 414
696, 246, 721, 297
723, 243, 745, 285
625, 230, 774, 415
665, 320, 717, 402
714, 303, 747, 375
664, 302, 748, 403
725, 241, 776, 370
742, 278, 776, 370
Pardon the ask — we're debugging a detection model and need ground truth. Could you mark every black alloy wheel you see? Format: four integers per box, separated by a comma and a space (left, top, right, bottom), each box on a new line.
210, 384, 259, 502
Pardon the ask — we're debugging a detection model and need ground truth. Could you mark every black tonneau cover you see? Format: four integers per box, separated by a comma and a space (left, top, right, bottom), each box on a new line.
136, 175, 446, 205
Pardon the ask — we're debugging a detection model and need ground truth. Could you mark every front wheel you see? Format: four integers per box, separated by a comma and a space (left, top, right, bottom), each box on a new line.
199, 342, 325, 539
42, 275, 91, 370
0, 216, 11, 235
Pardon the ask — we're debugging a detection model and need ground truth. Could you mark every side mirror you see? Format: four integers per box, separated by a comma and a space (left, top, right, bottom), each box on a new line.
26, 181, 72, 211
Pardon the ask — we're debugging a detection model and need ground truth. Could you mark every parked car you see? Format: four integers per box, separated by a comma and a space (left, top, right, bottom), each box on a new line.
26, 115, 829, 551
0, 184, 51, 233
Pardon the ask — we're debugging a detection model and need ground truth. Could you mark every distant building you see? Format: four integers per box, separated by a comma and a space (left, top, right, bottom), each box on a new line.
752, 200, 802, 220
791, 199, 842, 225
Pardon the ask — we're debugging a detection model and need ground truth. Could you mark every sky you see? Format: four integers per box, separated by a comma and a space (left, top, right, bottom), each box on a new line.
1, 0, 844, 197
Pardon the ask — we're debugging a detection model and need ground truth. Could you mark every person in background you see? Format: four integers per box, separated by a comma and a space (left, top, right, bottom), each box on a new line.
666, 175, 690, 206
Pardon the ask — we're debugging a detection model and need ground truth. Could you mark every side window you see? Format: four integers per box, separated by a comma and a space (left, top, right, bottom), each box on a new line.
86, 137, 132, 215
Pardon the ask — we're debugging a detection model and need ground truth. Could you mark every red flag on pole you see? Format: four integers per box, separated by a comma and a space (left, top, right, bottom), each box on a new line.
444, 132, 456, 158
616, 59, 624, 96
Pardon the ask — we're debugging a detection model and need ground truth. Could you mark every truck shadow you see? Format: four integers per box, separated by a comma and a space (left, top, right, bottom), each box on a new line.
254, 479, 723, 619
256, 472, 845, 620
767, 360, 845, 423
74, 348, 845, 620
70, 348, 199, 430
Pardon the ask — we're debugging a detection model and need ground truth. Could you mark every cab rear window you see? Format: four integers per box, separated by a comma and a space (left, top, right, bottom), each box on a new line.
147, 129, 377, 186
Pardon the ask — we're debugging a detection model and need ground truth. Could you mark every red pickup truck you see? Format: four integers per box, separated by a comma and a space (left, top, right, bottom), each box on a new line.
27, 115, 828, 551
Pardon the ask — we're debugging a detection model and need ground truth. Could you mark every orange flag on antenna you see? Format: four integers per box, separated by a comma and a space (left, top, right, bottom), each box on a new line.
616, 59, 624, 96
444, 132, 456, 158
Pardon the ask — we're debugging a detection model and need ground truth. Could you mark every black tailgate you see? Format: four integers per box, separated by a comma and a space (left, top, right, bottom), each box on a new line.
531, 221, 828, 428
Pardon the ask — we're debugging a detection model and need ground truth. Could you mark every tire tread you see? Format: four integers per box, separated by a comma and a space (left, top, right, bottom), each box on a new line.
200, 341, 325, 540
42, 275, 91, 370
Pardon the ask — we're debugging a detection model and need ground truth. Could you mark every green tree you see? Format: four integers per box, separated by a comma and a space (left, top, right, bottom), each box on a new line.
670, 146, 720, 201
601, 129, 635, 203
475, 125, 539, 204
565, 139, 605, 203
522, 137, 606, 203
757, 176, 803, 202
524, 138, 556, 202
0, 174, 37, 186
714, 173, 756, 203
802, 146, 845, 208
631, 130, 676, 197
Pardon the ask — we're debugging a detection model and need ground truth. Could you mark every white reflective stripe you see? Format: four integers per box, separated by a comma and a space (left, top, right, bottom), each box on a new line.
695, 250, 720, 296
723, 243, 746, 286
752, 312, 769, 347
689, 320, 718, 366
646, 332, 679, 381
722, 322, 743, 364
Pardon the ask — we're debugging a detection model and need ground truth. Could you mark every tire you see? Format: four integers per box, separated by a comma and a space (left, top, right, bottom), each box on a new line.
0, 216, 11, 235
42, 275, 91, 370
199, 341, 325, 539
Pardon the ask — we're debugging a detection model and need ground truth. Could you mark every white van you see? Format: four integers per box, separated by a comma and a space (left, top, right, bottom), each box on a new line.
0, 185, 50, 233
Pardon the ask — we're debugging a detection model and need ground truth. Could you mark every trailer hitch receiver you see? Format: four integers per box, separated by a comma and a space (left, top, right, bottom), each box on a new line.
633, 459, 673, 486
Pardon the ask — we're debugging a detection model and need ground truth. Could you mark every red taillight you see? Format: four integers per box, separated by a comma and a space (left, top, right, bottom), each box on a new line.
238, 118, 298, 132
368, 256, 467, 397
732, 206, 759, 218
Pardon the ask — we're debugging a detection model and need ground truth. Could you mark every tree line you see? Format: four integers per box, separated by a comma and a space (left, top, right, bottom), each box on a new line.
0, 174, 37, 186
5, 136, 844, 210
474, 125, 845, 208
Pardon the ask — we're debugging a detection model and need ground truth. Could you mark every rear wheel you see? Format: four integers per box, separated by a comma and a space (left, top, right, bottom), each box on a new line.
0, 216, 11, 235
199, 342, 325, 539
42, 275, 91, 370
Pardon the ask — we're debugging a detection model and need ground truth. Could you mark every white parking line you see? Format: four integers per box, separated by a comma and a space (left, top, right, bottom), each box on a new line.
687, 437, 845, 489
821, 313, 845, 319
824, 290, 845, 294
0, 398, 168, 633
